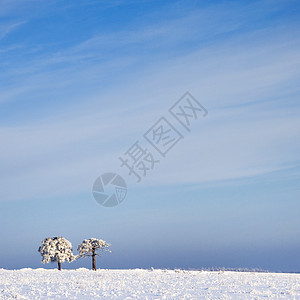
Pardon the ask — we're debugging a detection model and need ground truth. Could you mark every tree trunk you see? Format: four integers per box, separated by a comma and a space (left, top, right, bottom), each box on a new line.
58, 261, 61, 271
92, 249, 96, 271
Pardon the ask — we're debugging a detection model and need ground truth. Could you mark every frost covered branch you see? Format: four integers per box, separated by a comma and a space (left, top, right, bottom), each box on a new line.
38, 237, 77, 270
77, 238, 111, 270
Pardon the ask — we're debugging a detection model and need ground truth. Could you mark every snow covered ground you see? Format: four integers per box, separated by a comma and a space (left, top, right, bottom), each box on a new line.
0, 268, 299, 299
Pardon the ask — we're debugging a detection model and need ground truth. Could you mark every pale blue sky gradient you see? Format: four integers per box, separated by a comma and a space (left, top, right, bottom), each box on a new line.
0, 0, 299, 272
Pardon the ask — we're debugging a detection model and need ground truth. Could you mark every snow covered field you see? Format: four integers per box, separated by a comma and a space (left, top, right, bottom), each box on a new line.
0, 268, 299, 299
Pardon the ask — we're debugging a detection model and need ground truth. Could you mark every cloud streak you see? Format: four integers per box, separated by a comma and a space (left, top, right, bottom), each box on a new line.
0, 21, 26, 40
0, 0, 299, 203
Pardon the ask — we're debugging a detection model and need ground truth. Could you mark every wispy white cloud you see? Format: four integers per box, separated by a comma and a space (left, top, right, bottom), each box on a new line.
0, 0, 299, 202
0, 21, 26, 40
0, 96, 299, 202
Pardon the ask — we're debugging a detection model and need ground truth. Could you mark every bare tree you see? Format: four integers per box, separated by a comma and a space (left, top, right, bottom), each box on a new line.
77, 238, 111, 270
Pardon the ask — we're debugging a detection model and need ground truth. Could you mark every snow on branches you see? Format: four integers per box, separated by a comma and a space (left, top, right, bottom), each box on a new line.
38, 237, 76, 270
78, 238, 111, 270
78, 238, 111, 257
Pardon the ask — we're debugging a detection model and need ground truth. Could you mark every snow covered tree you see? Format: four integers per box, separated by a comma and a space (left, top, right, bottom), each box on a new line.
38, 237, 76, 270
77, 238, 111, 271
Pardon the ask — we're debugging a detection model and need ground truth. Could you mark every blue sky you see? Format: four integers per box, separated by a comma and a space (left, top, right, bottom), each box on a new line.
0, 0, 300, 272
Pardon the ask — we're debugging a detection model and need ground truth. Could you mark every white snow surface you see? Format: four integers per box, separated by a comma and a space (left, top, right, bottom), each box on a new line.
0, 268, 299, 299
